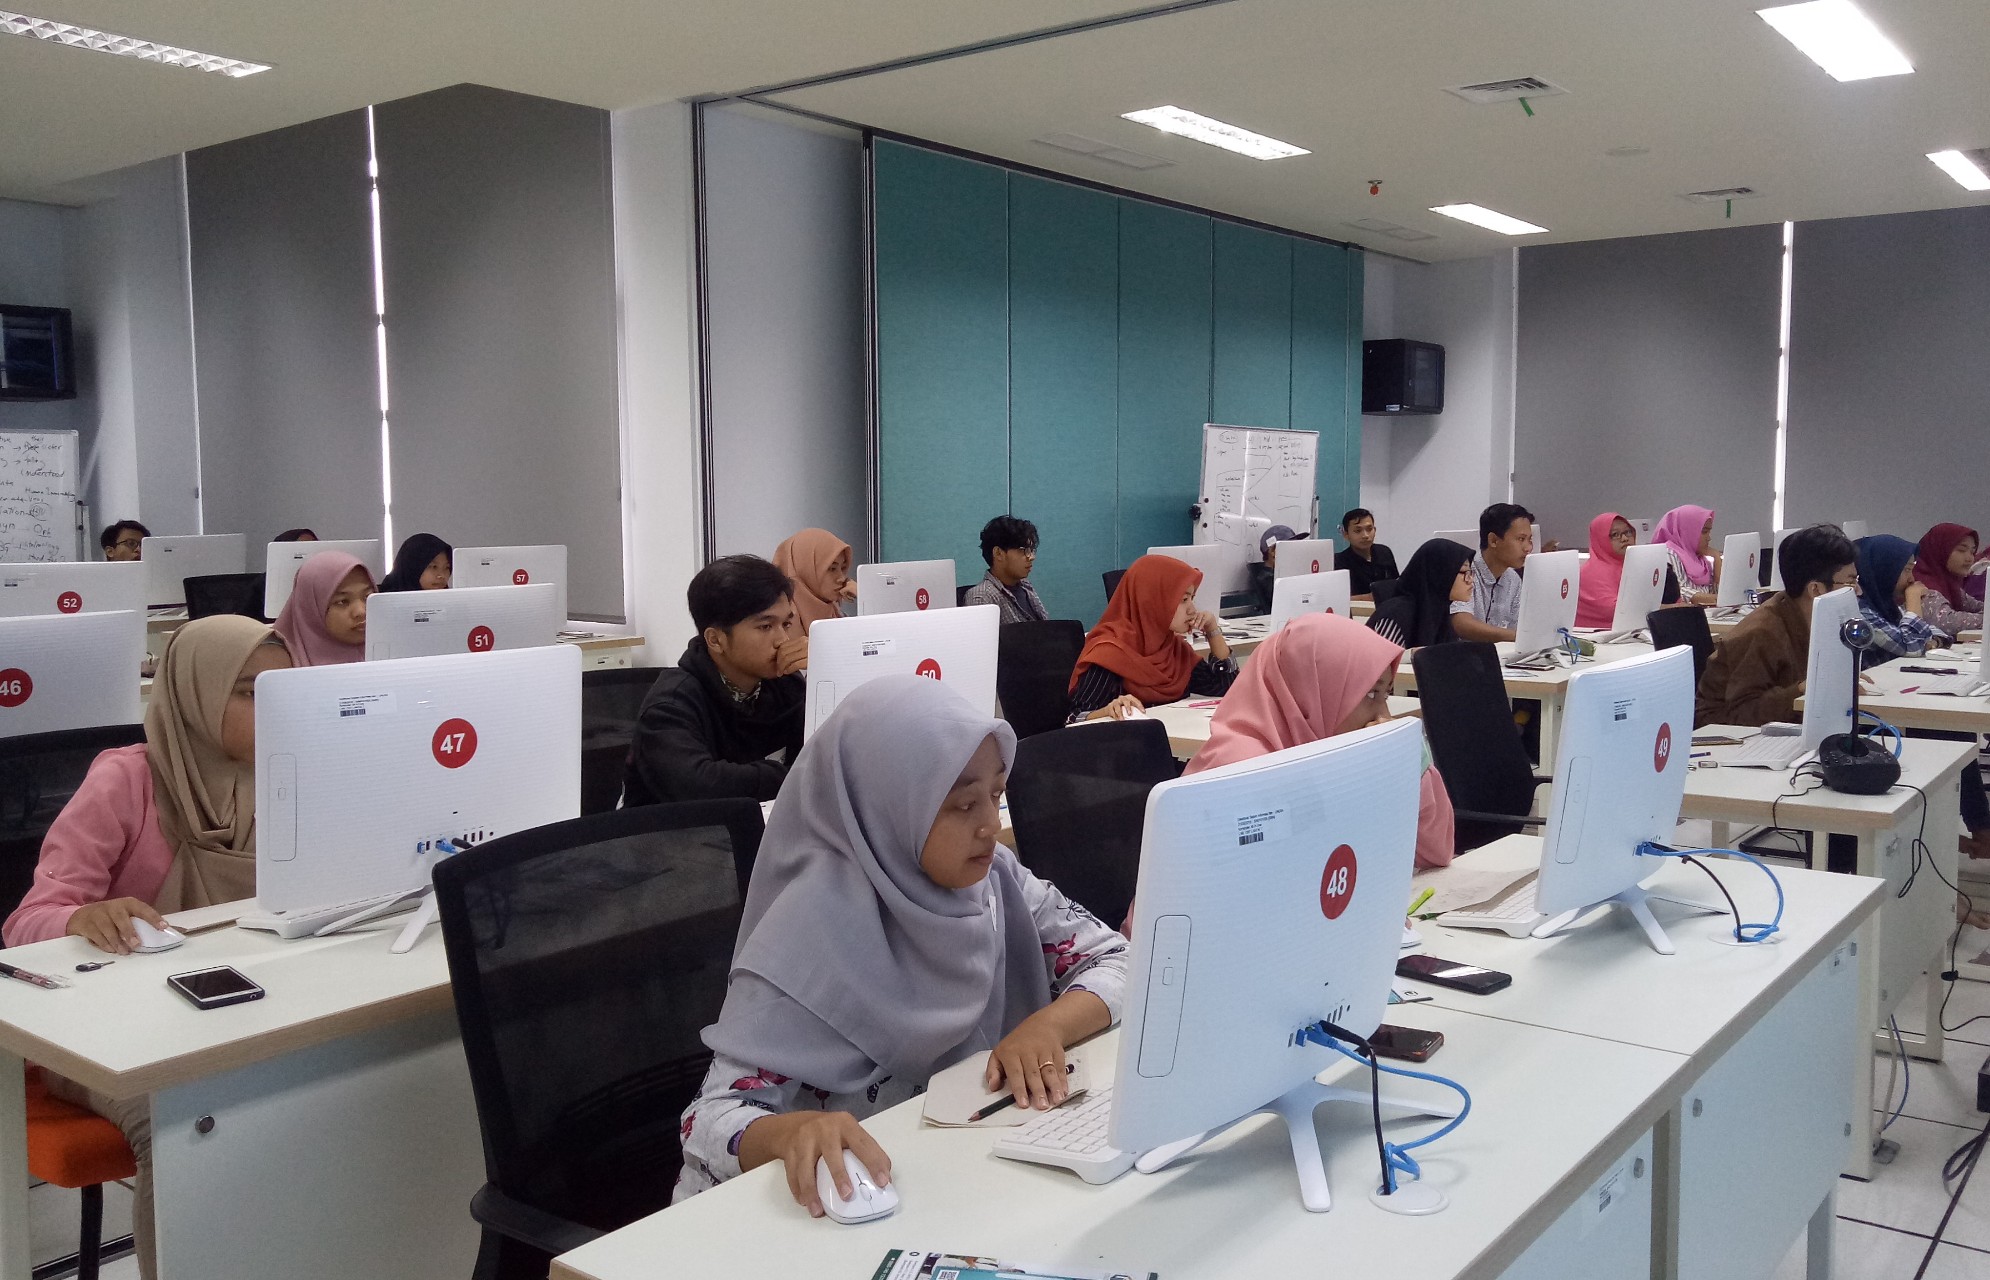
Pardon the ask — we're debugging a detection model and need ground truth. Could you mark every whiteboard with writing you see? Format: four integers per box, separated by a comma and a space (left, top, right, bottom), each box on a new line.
0, 431, 82, 563
1194, 424, 1318, 591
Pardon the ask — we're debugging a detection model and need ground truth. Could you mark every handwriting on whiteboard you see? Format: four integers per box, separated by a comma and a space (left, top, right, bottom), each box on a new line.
1200, 425, 1317, 548
0, 433, 78, 562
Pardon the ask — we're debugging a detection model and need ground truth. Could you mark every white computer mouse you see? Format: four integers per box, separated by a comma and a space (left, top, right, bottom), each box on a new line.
130, 919, 186, 954
815, 1149, 898, 1225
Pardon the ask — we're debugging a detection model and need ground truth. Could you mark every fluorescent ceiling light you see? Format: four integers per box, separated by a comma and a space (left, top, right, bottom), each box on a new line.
1756, 1, 1913, 82
1927, 150, 1990, 192
1428, 203, 1549, 235
0, 9, 271, 76
1120, 106, 1308, 160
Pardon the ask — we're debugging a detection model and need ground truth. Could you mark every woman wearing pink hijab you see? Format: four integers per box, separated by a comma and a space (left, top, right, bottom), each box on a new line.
272, 551, 375, 666
1652, 505, 1718, 607
1575, 513, 1637, 629
1186, 612, 1455, 869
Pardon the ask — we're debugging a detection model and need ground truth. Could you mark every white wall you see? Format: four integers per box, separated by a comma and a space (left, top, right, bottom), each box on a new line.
1359, 250, 1517, 554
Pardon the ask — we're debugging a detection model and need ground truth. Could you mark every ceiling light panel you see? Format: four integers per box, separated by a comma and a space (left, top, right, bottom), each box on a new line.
1756, 1, 1913, 82
1927, 150, 1990, 192
1120, 106, 1308, 160
0, 9, 271, 76
1428, 203, 1548, 235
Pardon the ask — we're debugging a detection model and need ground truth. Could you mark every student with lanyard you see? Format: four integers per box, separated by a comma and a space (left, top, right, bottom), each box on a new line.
773, 528, 857, 635
674, 675, 1128, 1210
1457, 503, 1533, 644
1913, 522, 1985, 639
4, 616, 292, 1280
961, 515, 1049, 624
1368, 538, 1475, 651
272, 551, 374, 666
1334, 508, 1400, 599
1244, 525, 1303, 615
623, 555, 808, 806
377, 533, 452, 591
1066, 554, 1236, 722
1653, 505, 1719, 607
1189, 612, 1456, 869
1575, 512, 1636, 629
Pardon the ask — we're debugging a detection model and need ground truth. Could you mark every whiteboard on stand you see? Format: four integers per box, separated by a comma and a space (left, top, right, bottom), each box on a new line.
1194, 424, 1318, 595
0, 431, 83, 563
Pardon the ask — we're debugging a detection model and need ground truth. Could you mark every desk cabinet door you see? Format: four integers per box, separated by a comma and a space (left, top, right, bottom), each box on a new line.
1498, 1129, 1654, 1280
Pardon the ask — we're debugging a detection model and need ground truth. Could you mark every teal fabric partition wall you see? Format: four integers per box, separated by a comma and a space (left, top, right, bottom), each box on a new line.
874, 139, 1362, 626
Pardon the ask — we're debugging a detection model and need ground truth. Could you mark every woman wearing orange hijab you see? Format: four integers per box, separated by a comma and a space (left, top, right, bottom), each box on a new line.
772, 529, 857, 633
1067, 555, 1236, 722
1188, 612, 1455, 868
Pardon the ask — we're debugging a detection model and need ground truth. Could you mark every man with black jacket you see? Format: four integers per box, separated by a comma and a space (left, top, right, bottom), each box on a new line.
623, 555, 809, 806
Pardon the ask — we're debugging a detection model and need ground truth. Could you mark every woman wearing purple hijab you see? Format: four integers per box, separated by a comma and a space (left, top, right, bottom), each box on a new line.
675, 675, 1129, 1214
1653, 505, 1719, 607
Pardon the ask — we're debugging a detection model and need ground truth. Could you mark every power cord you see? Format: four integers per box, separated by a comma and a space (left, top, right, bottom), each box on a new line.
1912, 1111, 1990, 1280
1885, 780, 1990, 1036
1637, 842, 1784, 942
1304, 1021, 1472, 1196
1880, 1016, 1910, 1134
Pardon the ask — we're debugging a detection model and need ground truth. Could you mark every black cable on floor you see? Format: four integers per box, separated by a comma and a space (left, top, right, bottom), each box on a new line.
1913, 1111, 1990, 1279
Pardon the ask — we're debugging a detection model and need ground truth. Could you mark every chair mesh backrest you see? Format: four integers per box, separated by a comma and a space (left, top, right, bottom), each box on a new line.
1370, 578, 1405, 606
0, 726, 148, 917
1006, 720, 1179, 926
1411, 643, 1539, 843
580, 667, 665, 815
184, 573, 268, 621
1101, 570, 1125, 605
434, 800, 761, 1231
1646, 608, 1715, 681
996, 621, 1086, 740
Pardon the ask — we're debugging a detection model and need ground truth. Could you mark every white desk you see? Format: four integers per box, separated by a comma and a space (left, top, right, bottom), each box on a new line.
1828, 646, 1989, 735
0, 918, 481, 1279
1145, 695, 1422, 761
1393, 640, 1654, 765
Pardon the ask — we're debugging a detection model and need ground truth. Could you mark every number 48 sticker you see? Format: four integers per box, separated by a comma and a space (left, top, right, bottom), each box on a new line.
432, 717, 479, 768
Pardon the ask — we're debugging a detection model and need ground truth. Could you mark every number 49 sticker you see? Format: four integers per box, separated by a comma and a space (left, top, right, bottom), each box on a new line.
432, 717, 478, 768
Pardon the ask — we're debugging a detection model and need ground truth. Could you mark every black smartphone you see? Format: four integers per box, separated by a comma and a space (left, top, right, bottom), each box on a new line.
1396, 953, 1512, 995
167, 965, 265, 1011
1368, 1023, 1444, 1063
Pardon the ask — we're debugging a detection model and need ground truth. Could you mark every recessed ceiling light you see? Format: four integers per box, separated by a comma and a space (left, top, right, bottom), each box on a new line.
0, 9, 270, 76
1927, 150, 1990, 192
1120, 106, 1308, 160
1428, 203, 1548, 236
1756, 1, 1913, 82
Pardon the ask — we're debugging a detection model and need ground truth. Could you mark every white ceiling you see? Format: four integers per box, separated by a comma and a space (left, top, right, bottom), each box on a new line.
0, 0, 1151, 201
764, 0, 1990, 260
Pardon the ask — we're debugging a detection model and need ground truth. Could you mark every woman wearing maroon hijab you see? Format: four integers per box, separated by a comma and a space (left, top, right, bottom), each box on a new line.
1913, 523, 1984, 638
1066, 555, 1237, 722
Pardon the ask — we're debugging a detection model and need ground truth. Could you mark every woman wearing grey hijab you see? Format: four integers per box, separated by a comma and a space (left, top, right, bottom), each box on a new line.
676, 675, 1129, 1214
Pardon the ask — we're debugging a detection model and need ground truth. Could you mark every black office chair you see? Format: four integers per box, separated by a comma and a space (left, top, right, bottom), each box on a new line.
434, 799, 764, 1280
184, 572, 268, 622
955, 584, 972, 607
996, 620, 1087, 740
579, 666, 664, 814
1006, 719, 1180, 927
1646, 608, 1715, 682
1370, 578, 1406, 607
0, 725, 149, 917
1410, 643, 1550, 851
1102, 569, 1125, 605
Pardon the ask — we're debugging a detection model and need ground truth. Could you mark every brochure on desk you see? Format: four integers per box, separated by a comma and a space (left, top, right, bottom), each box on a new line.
871, 1250, 1157, 1280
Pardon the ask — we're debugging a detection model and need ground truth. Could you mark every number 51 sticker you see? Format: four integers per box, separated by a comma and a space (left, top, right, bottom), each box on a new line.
432, 717, 478, 768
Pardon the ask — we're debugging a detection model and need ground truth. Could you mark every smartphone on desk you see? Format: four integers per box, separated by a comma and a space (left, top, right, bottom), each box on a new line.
1369, 1024, 1444, 1062
168, 965, 265, 1010
1395, 953, 1512, 995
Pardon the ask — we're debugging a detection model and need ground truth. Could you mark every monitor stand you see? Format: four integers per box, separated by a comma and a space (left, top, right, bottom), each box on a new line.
1133, 1080, 1460, 1212
1530, 884, 1723, 955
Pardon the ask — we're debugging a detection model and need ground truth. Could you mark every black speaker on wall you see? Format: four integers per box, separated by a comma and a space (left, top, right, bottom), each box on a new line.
1362, 338, 1444, 416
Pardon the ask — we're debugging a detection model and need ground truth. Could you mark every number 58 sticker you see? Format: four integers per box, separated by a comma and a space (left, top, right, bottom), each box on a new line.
432, 717, 478, 768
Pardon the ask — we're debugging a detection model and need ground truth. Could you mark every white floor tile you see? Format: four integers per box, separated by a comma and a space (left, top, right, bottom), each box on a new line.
26, 1178, 134, 1269
1937, 1134, 1990, 1252
1770, 1216, 1936, 1280
97, 1253, 140, 1280
1922, 1242, 1990, 1279
1840, 1114, 1987, 1237
1876, 1041, 1990, 1128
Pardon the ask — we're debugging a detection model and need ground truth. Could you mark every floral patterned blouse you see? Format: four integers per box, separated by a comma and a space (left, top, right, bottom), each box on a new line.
673, 872, 1129, 1201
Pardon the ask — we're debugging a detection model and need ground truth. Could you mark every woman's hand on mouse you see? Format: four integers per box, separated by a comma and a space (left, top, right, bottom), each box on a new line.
65, 898, 169, 955
738, 1111, 891, 1216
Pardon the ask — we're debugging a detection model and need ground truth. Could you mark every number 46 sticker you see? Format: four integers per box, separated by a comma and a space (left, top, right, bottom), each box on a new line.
432, 717, 479, 768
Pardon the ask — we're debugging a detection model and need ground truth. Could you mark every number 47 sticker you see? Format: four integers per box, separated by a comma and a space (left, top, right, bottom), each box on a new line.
431, 718, 479, 768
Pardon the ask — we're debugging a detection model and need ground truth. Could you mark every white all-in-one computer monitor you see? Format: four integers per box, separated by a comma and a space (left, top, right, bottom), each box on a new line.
1841, 520, 1870, 542
453, 545, 569, 623
363, 583, 561, 661
1604, 544, 1670, 635
855, 559, 957, 616
1146, 543, 1242, 617
0, 612, 145, 738
0, 561, 146, 620
1716, 533, 1763, 609
1269, 570, 1352, 632
264, 541, 386, 619
1512, 550, 1581, 655
1270, 538, 1336, 582
141, 535, 247, 608
803, 605, 998, 738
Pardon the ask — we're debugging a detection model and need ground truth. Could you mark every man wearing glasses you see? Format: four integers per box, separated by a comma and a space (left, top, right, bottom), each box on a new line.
1694, 524, 1858, 727
99, 520, 150, 562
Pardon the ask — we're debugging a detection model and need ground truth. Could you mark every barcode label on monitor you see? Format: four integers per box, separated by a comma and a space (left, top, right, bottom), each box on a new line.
336, 693, 398, 720
1235, 807, 1286, 846
1612, 697, 1638, 723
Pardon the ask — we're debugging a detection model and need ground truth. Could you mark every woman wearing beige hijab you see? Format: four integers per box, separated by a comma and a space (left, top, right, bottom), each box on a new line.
773, 528, 857, 633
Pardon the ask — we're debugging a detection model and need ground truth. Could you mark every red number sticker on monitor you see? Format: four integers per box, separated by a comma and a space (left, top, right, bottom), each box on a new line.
1311, 559, 1322, 574
432, 718, 478, 768
512, 569, 529, 585
915, 587, 930, 610
1319, 844, 1358, 921
1559, 579, 1570, 600
914, 658, 942, 680
1654, 723, 1673, 772
467, 625, 495, 652
0, 669, 30, 708
1652, 568, 1661, 587
56, 591, 82, 614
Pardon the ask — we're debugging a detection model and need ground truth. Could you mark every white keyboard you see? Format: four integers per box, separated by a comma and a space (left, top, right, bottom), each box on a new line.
1723, 734, 1812, 769
1440, 880, 1549, 937
1909, 671, 1990, 698
991, 1086, 1136, 1184
236, 891, 421, 939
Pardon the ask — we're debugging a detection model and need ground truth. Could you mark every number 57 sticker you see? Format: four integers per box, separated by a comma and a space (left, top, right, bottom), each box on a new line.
431, 718, 479, 768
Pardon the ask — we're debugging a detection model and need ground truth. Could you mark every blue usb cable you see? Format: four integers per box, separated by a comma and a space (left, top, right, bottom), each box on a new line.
1636, 841, 1785, 942
1300, 1024, 1473, 1194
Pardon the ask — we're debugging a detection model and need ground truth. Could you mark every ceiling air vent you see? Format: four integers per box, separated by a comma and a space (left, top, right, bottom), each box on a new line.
1681, 186, 1765, 204
1032, 132, 1173, 171
1345, 218, 1438, 242
1443, 77, 1568, 105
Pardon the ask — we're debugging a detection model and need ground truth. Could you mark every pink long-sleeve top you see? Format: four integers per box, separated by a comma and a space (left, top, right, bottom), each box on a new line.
3, 745, 175, 947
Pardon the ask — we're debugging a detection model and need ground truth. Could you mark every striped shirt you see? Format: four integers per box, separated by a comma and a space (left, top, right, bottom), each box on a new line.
1469, 552, 1524, 630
